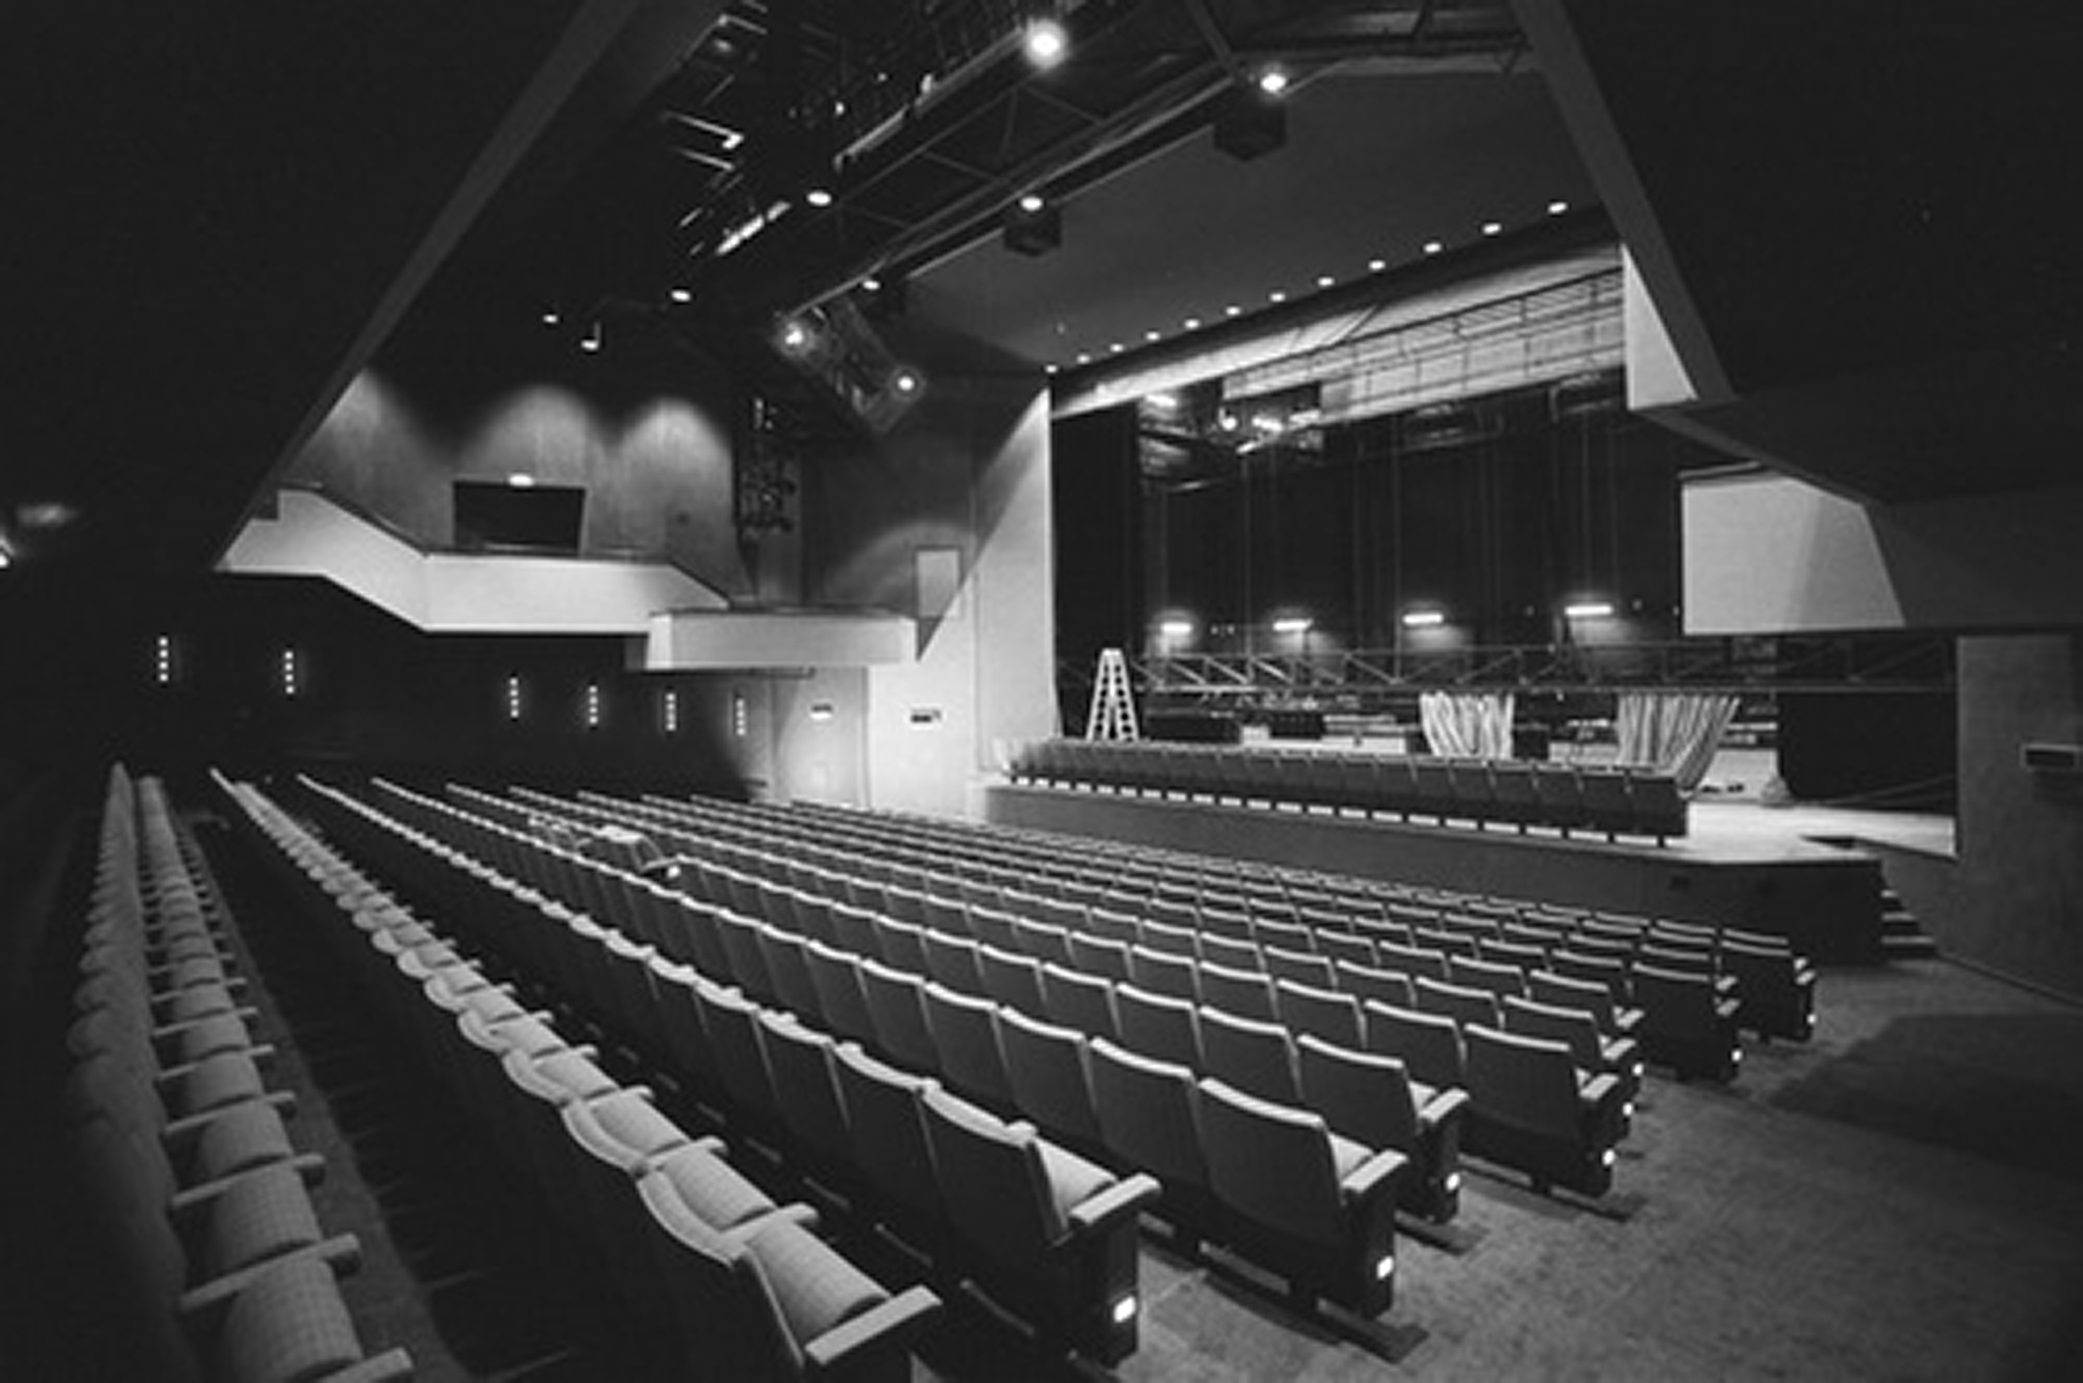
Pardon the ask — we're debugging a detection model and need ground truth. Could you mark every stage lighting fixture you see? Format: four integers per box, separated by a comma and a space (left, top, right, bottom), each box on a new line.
668, 286, 693, 304
1272, 616, 1313, 636
1002, 196, 1061, 255
780, 319, 812, 352
1564, 600, 1616, 620
1024, 16, 1068, 67
579, 323, 602, 353
891, 367, 923, 397
1215, 83, 1286, 161
1401, 609, 1446, 629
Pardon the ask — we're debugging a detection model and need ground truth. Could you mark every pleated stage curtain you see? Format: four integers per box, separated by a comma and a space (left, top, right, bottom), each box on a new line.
1418, 691, 1516, 759
1613, 692, 1740, 792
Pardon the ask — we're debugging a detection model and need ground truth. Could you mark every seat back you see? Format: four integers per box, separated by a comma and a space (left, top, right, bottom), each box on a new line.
923, 982, 1015, 1108
1332, 958, 1416, 1011
1041, 962, 1119, 1041
1126, 944, 1199, 1002
918, 1087, 1064, 1259
754, 1011, 854, 1175
1415, 976, 1502, 1031
829, 1043, 944, 1228
1500, 994, 1601, 1071
1198, 962, 1277, 1021
1114, 982, 1202, 1070
859, 959, 940, 1073
1197, 1005, 1300, 1105
1295, 1033, 1420, 1154
922, 930, 986, 996
1276, 978, 1364, 1049
1197, 1079, 1342, 1244
1088, 1038, 1209, 1200
1464, 1023, 1585, 1138
998, 1007, 1101, 1147
1362, 1000, 1465, 1089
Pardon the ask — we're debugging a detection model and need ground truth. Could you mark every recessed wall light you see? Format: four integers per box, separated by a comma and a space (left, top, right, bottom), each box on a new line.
805, 188, 834, 208
1182, 316, 1201, 330
668, 286, 693, 304
1423, 240, 1443, 255
1268, 289, 1286, 303
1368, 258, 1387, 272
1316, 274, 1335, 288
1482, 221, 1503, 236
1548, 199, 1570, 216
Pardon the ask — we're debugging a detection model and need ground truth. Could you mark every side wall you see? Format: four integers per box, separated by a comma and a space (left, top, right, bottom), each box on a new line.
802, 376, 1057, 818
1951, 635, 2083, 999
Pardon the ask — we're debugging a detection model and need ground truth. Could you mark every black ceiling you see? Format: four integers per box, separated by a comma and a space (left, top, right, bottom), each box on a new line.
9, 0, 2080, 578
1533, 0, 2083, 503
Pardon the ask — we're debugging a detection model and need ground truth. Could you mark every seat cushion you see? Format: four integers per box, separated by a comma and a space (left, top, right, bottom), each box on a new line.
1037, 1142, 1116, 1238
743, 1217, 884, 1351
216, 1255, 363, 1383
203, 1164, 322, 1279
652, 1144, 775, 1232
1328, 1131, 1373, 1183
193, 1102, 297, 1181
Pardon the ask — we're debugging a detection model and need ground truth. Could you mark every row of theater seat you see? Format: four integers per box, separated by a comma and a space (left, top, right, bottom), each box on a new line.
65, 767, 410, 1383
648, 794, 1632, 1198
686, 786, 1809, 1050
284, 775, 1167, 1359
340, 775, 1438, 1328
400, 777, 1635, 1216
1005, 737, 1691, 841
213, 772, 943, 1382
540, 784, 1788, 1083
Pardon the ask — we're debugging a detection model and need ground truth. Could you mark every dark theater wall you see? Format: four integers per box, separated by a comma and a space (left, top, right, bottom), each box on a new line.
0, 572, 748, 798
1950, 634, 2083, 999
283, 309, 781, 602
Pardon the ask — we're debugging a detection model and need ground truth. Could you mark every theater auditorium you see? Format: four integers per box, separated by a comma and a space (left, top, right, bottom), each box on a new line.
6, 3, 2083, 1379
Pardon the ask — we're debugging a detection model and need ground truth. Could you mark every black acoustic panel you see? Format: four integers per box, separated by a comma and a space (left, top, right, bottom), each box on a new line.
453, 481, 585, 553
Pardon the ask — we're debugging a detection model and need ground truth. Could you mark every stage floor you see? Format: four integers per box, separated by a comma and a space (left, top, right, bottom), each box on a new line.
1681, 799, 1955, 864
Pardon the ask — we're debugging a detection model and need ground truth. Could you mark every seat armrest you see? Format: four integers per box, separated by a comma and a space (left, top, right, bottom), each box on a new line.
153, 1005, 262, 1039
802, 1285, 942, 1375
1714, 998, 1741, 1022
1578, 1073, 1625, 1139
1417, 1087, 1471, 1132
163, 1091, 298, 1150
167, 1152, 328, 1223
156, 1045, 278, 1088
174, 1233, 363, 1327
1066, 1172, 1161, 1236
1340, 1148, 1410, 1206
323, 1348, 416, 1383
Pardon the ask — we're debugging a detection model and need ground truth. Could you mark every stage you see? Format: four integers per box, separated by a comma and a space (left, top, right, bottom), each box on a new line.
979, 782, 1954, 963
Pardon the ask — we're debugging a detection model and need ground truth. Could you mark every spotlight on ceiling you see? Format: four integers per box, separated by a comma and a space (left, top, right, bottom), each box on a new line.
1564, 599, 1616, 620
668, 286, 693, 304
1002, 196, 1062, 256
805, 187, 834, 208
540, 308, 561, 327
1401, 608, 1447, 629
1024, 16, 1068, 67
891, 367, 924, 397
858, 271, 906, 320
780, 319, 812, 352
1255, 67, 1291, 96
579, 323, 602, 354
1215, 81, 1287, 161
